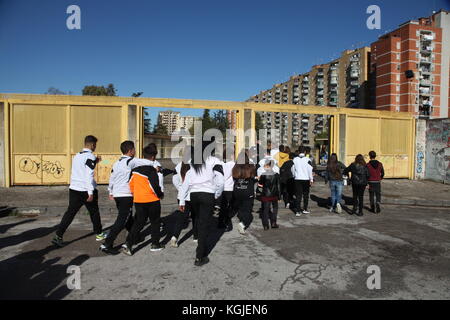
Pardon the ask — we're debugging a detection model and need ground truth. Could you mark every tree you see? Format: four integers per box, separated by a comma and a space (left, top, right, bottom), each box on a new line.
212, 110, 229, 135
45, 87, 72, 95
82, 84, 117, 96
132, 92, 143, 97
153, 119, 168, 135
143, 109, 152, 134
202, 109, 215, 134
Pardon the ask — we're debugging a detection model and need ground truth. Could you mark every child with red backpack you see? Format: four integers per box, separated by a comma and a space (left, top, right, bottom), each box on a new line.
367, 151, 384, 214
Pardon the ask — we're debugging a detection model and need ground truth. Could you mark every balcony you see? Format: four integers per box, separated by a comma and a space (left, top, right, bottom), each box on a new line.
330, 77, 338, 85
330, 100, 337, 106
317, 72, 324, 77
302, 89, 309, 94
301, 119, 309, 123
350, 81, 359, 87
317, 90, 324, 96
317, 83, 324, 89
420, 79, 431, 86
330, 65, 338, 71
350, 56, 359, 62
420, 56, 432, 64
302, 113, 310, 119
350, 71, 359, 78
421, 34, 434, 41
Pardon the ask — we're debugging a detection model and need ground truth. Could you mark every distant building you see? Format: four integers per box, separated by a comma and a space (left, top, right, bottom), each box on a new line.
370, 9, 450, 119
158, 110, 180, 134
247, 47, 371, 148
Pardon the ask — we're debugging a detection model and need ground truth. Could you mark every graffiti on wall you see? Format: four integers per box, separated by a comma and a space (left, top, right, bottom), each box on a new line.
416, 151, 424, 174
425, 119, 450, 183
19, 157, 65, 179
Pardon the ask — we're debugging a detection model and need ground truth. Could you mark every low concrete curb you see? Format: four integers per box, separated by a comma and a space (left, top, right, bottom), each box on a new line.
381, 198, 450, 208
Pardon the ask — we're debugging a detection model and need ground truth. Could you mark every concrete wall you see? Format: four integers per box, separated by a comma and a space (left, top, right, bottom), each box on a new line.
425, 119, 450, 183
0, 102, 5, 187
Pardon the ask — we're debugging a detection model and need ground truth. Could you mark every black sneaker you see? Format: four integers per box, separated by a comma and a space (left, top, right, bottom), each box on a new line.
150, 243, 165, 252
194, 257, 210, 267
376, 203, 381, 213
52, 235, 64, 248
99, 244, 119, 255
271, 223, 279, 229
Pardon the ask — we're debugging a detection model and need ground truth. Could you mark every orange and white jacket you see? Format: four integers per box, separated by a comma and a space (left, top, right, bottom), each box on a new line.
129, 165, 163, 203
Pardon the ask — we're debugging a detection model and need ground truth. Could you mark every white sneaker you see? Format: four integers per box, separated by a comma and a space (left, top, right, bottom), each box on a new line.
170, 236, 178, 248
336, 203, 342, 214
295, 212, 302, 217
237, 222, 246, 235
286, 203, 290, 209
193, 238, 198, 243
302, 210, 310, 214
329, 207, 334, 213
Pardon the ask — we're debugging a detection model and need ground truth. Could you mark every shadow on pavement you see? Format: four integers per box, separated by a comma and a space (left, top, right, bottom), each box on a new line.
0, 244, 89, 299
0, 219, 36, 234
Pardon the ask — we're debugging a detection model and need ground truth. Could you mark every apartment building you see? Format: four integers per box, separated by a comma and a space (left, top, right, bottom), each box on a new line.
158, 110, 180, 134
158, 110, 201, 134
247, 47, 371, 148
178, 115, 201, 131
370, 9, 450, 119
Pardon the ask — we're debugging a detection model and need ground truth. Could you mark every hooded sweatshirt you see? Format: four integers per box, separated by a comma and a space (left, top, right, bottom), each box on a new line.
276, 152, 289, 168
367, 160, 385, 182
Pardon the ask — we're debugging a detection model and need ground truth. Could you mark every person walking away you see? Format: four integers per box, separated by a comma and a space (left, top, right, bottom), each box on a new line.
275, 145, 289, 168
178, 140, 224, 267
367, 151, 384, 213
232, 151, 257, 234
52, 135, 107, 247
280, 152, 295, 209
344, 154, 370, 216
218, 149, 235, 231
170, 163, 193, 247
121, 144, 165, 255
100, 140, 137, 254
325, 153, 346, 214
291, 146, 314, 216
258, 161, 281, 230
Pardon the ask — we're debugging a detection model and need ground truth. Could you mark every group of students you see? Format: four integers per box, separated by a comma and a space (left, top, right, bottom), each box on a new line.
51, 135, 384, 267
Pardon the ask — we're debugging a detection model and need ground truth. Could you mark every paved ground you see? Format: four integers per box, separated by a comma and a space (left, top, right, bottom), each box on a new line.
0, 178, 449, 300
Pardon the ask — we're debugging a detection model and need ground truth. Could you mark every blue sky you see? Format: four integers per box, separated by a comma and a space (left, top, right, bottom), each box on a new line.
1, 0, 449, 119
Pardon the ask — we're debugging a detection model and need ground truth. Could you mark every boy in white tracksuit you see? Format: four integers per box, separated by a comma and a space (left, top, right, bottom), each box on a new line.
291, 147, 314, 215
100, 141, 138, 254
52, 135, 107, 247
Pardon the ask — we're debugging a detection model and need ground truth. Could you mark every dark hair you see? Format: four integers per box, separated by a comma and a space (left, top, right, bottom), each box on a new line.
305, 146, 311, 154
120, 141, 135, 154
180, 163, 190, 180
232, 164, 256, 179
279, 145, 285, 153
192, 140, 214, 173
327, 153, 342, 179
298, 146, 306, 154
143, 143, 158, 159
354, 154, 366, 166
369, 151, 377, 159
289, 152, 295, 160
84, 135, 98, 145
284, 146, 291, 154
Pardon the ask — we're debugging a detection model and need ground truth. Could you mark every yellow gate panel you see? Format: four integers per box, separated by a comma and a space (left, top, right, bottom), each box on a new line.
380, 119, 409, 155
14, 155, 42, 185
379, 155, 395, 178
13, 104, 67, 153
394, 155, 410, 178
41, 155, 70, 184
70, 106, 123, 154
346, 117, 380, 156
95, 155, 121, 184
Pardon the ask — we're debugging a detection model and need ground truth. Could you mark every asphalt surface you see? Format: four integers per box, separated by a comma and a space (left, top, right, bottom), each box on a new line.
1, 179, 449, 299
